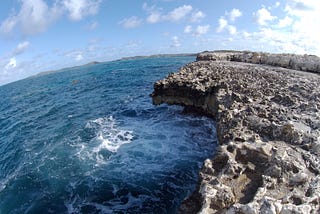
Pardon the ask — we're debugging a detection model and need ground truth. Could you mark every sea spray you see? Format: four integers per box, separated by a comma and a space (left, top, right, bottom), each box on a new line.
77, 116, 134, 164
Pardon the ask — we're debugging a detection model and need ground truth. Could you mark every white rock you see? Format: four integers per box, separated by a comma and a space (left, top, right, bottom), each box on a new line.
290, 172, 308, 185
281, 204, 312, 214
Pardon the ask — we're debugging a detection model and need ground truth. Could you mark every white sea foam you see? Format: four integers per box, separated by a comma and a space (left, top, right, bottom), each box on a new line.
91, 116, 133, 153
79, 116, 133, 164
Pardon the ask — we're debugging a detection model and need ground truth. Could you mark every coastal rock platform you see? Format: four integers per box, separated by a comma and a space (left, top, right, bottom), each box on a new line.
152, 51, 320, 213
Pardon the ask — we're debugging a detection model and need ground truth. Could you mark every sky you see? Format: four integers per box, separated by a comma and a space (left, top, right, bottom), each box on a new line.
0, 0, 319, 85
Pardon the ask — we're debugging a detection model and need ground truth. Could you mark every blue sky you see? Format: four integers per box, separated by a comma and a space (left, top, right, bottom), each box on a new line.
0, 0, 319, 85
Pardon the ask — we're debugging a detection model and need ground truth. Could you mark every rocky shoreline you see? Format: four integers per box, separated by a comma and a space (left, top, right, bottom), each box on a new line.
152, 51, 320, 213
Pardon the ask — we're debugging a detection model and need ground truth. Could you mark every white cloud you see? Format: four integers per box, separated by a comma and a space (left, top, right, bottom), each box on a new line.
285, 0, 316, 15
190, 11, 205, 22
63, 0, 101, 21
12, 41, 30, 55
194, 25, 210, 36
5, 58, 17, 70
143, 3, 205, 24
217, 17, 237, 35
253, 8, 276, 26
217, 17, 228, 33
269, 2, 281, 10
143, 3, 162, 24
184, 25, 192, 33
0, 0, 61, 35
119, 16, 143, 29
242, 31, 251, 38
261, 0, 320, 55
251, 27, 306, 53
75, 54, 84, 61
277, 16, 293, 28
165, 5, 193, 22
0, 0, 101, 35
0, 16, 17, 34
0, 41, 29, 79
229, 0, 318, 55
171, 36, 181, 47
0, 57, 46, 85
227, 8, 242, 22
216, 8, 241, 35
19, 0, 60, 34
241, 18, 319, 55
227, 25, 237, 35
146, 11, 162, 23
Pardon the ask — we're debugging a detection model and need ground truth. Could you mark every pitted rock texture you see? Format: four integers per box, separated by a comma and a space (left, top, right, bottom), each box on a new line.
197, 51, 320, 74
152, 51, 320, 214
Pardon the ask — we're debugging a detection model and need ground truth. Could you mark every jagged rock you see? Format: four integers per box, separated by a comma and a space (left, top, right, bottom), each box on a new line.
152, 51, 320, 213
196, 51, 320, 74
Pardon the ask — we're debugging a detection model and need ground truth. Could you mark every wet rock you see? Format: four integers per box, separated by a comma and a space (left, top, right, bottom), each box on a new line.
152, 51, 320, 213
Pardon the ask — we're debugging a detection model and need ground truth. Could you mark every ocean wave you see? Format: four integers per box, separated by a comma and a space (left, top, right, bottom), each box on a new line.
77, 116, 133, 164
64, 191, 161, 214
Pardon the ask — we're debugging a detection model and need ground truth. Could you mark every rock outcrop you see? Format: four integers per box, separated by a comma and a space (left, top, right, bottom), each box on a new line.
152, 51, 320, 214
197, 51, 320, 74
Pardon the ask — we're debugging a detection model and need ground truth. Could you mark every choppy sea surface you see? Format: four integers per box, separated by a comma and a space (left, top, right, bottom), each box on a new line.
0, 56, 217, 213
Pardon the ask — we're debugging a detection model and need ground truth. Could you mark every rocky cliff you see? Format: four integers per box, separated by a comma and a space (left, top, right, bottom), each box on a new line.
152, 51, 320, 213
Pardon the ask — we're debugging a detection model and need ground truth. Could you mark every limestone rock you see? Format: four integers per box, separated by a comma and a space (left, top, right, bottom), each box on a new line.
153, 51, 320, 213
196, 51, 320, 74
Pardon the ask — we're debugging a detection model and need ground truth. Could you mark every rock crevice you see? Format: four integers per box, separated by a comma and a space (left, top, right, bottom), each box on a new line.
152, 51, 320, 214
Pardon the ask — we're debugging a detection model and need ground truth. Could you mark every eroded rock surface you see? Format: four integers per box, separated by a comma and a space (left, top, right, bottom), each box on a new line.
152, 51, 320, 213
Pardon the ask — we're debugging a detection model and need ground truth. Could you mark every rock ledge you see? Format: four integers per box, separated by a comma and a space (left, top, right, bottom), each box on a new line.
152, 51, 320, 214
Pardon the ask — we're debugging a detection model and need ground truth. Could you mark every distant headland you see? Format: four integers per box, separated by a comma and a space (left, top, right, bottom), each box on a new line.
32, 53, 197, 78
32, 61, 101, 77
117, 53, 197, 61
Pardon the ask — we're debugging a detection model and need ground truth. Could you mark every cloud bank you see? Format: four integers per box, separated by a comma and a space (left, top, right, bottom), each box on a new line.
0, 0, 102, 36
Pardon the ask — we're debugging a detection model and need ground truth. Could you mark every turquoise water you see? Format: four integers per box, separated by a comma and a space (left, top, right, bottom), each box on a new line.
0, 56, 217, 213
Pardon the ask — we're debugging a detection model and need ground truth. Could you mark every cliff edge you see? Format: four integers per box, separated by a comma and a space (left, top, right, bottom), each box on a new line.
152, 51, 320, 213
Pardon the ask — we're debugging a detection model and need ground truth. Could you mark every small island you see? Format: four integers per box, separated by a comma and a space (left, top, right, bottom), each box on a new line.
152, 51, 320, 213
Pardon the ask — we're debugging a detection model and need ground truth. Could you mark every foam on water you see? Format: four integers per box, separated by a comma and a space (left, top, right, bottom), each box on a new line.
90, 116, 133, 153
76, 116, 133, 165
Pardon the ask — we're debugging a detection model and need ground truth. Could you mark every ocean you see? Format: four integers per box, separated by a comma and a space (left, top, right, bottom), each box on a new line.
0, 56, 217, 213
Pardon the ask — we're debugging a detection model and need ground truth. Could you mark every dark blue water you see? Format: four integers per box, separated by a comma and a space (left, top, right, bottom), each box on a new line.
0, 56, 217, 213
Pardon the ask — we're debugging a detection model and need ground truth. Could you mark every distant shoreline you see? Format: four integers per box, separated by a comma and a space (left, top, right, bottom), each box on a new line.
30, 61, 101, 78
117, 53, 197, 61
31, 53, 197, 78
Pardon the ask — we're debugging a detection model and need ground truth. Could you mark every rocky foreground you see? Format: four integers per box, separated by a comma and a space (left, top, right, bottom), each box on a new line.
152, 51, 320, 213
